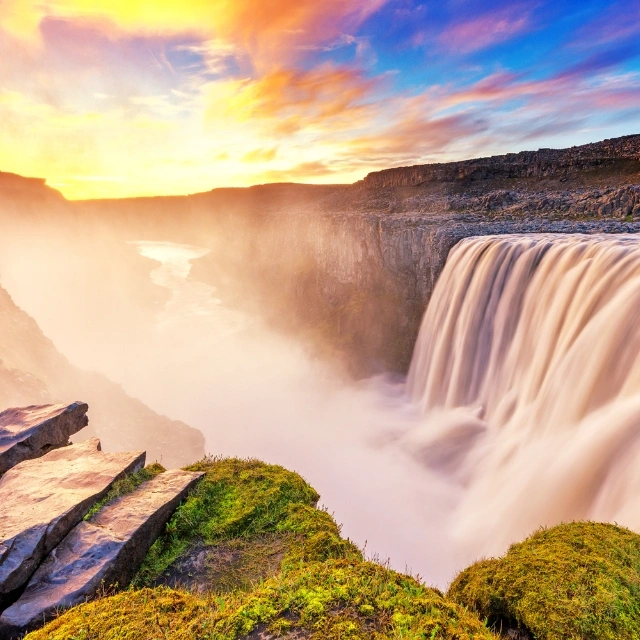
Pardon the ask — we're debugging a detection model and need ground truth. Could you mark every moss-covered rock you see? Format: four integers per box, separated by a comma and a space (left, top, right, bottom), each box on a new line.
448, 521, 640, 639
27, 561, 497, 639
135, 457, 322, 586
149, 504, 362, 595
25, 456, 497, 638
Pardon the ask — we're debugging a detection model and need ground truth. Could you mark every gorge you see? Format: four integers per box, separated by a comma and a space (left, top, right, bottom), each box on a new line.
2, 134, 640, 637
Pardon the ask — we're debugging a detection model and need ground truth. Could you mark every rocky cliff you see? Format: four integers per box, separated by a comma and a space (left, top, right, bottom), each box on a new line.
362, 134, 640, 188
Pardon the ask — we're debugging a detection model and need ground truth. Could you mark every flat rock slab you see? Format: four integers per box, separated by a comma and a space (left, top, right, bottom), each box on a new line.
0, 438, 145, 598
0, 403, 88, 475
0, 469, 203, 635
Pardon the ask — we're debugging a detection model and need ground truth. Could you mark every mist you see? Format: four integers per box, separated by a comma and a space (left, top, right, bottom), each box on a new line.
0, 224, 466, 586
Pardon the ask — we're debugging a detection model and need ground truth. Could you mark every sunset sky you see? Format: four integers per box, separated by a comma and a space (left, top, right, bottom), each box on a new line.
1, 0, 639, 199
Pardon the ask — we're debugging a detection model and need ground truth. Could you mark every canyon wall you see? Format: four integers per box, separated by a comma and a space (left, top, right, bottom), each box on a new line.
256, 213, 640, 373
362, 134, 640, 188
5, 134, 640, 377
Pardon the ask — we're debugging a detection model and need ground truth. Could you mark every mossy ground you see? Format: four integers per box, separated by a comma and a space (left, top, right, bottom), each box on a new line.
26, 561, 497, 640
134, 457, 338, 588
448, 521, 640, 640
26, 457, 497, 639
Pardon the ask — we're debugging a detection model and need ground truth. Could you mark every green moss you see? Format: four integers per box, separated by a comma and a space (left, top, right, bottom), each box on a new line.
135, 457, 321, 586
213, 559, 498, 639
27, 456, 497, 639
148, 504, 362, 595
448, 521, 640, 639
276, 503, 362, 568
26, 588, 208, 640
27, 561, 497, 640
84, 462, 166, 521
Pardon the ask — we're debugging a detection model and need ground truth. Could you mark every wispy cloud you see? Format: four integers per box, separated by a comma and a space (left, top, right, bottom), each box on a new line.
439, 6, 533, 54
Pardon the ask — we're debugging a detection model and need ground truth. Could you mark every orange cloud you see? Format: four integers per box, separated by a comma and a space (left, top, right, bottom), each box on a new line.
242, 147, 278, 163
205, 65, 382, 137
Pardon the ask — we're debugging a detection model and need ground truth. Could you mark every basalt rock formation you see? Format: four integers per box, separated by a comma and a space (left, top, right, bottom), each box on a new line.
361, 134, 640, 188
0, 403, 204, 639
0, 437, 145, 600
0, 468, 203, 635
0, 402, 88, 474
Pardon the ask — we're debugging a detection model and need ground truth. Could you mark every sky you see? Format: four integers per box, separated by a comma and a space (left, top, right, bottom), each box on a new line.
0, 0, 639, 199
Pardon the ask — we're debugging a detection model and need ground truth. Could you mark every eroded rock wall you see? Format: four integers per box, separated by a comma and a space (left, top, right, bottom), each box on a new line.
362, 135, 640, 188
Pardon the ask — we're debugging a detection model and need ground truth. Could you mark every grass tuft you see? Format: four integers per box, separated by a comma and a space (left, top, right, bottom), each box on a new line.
134, 457, 321, 586
84, 462, 166, 521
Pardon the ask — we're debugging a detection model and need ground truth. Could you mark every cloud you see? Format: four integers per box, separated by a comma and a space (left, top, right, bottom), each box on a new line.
0, 0, 388, 66
242, 147, 278, 163
346, 110, 488, 163
259, 161, 337, 182
203, 64, 383, 136
572, 2, 640, 48
438, 6, 533, 54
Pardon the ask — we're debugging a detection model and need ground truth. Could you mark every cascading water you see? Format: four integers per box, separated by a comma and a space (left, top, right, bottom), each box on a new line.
404, 233, 640, 558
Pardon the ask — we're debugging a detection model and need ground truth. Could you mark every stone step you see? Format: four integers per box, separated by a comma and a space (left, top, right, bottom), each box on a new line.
0, 469, 203, 636
0, 403, 88, 475
0, 438, 145, 600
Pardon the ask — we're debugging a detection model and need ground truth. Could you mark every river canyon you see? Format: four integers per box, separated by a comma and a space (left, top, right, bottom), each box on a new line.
1, 135, 640, 594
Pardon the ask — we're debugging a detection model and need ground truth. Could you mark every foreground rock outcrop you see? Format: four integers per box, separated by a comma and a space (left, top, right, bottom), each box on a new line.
0, 402, 88, 475
448, 522, 640, 640
0, 402, 207, 638
0, 468, 203, 635
0, 438, 145, 599
23, 458, 640, 640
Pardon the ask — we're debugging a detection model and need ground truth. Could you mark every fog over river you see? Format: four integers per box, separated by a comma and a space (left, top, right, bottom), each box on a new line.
129, 241, 458, 586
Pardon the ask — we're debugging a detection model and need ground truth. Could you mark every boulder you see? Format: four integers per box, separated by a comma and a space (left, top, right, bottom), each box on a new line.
0, 469, 203, 635
0, 402, 88, 475
0, 438, 144, 599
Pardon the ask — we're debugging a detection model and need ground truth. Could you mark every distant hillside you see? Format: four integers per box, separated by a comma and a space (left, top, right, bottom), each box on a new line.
0, 171, 64, 202
0, 283, 204, 468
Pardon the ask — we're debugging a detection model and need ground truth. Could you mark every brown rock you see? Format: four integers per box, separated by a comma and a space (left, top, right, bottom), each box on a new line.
0, 438, 144, 598
0, 469, 203, 635
0, 403, 88, 475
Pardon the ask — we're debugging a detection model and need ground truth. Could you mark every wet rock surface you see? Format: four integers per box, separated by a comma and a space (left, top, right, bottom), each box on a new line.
0, 438, 145, 599
0, 402, 88, 475
0, 468, 202, 635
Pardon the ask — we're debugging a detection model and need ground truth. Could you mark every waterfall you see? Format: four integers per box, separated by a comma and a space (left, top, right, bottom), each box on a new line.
404, 234, 640, 556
